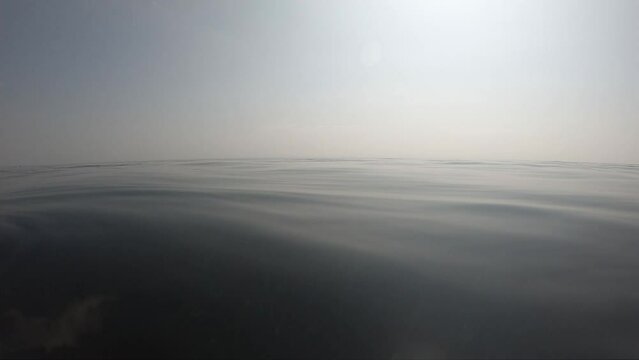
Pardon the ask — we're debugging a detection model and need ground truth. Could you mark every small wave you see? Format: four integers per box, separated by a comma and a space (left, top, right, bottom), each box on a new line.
1, 159, 638, 357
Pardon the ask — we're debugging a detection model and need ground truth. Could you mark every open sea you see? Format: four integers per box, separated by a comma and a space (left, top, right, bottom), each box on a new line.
1, 159, 639, 358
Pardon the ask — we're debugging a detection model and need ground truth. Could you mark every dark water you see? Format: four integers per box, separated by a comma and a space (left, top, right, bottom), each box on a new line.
1, 159, 639, 358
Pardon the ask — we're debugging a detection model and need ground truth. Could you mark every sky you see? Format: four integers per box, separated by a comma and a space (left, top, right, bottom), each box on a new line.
0, 0, 637, 165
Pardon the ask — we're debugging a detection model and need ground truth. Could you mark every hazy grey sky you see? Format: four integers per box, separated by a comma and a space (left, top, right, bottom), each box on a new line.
1, 0, 637, 165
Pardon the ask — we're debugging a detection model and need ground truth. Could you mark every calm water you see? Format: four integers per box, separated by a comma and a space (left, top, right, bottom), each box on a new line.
1, 159, 639, 358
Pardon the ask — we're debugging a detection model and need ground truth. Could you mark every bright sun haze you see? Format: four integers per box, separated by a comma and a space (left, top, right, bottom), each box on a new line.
1, 0, 637, 165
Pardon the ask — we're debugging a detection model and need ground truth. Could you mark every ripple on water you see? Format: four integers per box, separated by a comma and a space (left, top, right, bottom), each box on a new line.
1, 159, 639, 358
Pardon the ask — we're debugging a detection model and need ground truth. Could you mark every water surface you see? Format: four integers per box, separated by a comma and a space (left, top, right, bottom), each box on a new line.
1, 159, 639, 358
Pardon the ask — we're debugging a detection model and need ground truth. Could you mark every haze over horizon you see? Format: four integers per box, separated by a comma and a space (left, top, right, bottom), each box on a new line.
3, 2, 639, 357
1, 0, 637, 166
